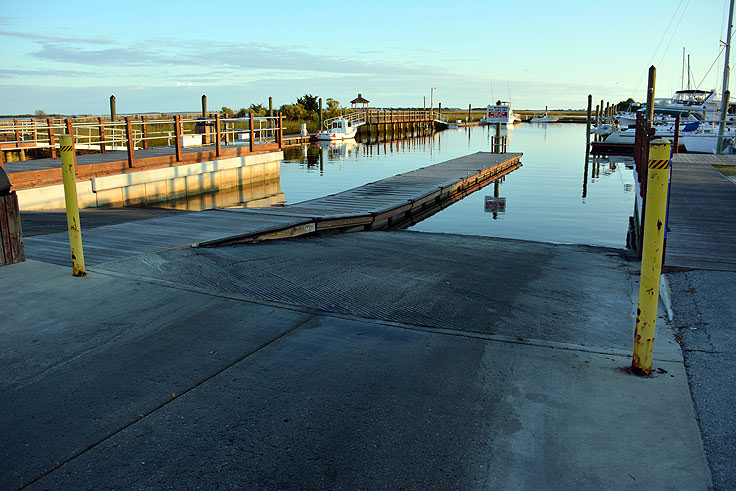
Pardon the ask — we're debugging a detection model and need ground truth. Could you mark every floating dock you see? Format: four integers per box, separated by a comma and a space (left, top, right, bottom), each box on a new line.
23, 152, 522, 266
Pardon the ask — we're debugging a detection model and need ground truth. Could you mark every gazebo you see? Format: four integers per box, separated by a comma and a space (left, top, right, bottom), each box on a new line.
350, 93, 370, 110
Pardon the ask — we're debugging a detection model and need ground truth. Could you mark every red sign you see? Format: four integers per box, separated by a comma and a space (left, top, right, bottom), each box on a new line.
484, 196, 506, 212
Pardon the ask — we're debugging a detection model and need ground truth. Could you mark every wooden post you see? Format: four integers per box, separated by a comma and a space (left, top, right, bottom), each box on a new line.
215, 113, 222, 157
269, 97, 273, 118
645, 65, 656, 128
174, 115, 182, 162
98, 117, 106, 153
673, 115, 680, 154
47, 118, 56, 158
141, 115, 148, 150
586, 95, 592, 150
249, 112, 255, 152
13, 119, 20, 145
125, 116, 135, 168
110, 95, 117, 121
201, 94, 207, 117
319, 98, 323, 129
468, 103, 471, 123
0, 191, 26, 266
278, 112, 283, 148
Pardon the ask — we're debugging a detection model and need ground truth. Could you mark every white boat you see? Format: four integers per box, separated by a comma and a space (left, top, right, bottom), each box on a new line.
679, 123, 736, 153
604, 120, 702, 144
530, 106, 558, 123
530, 113, 558, 123
482, 101, 521, 125
316, 118, 357, 141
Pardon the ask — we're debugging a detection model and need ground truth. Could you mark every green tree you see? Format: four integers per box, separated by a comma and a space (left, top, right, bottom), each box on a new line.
325, 98, 341, 118
280, 103, 307, 120
249, 103, 267, 116
616, 98, 636, 112
297, 94, 319, 113
221, 106, 235, 116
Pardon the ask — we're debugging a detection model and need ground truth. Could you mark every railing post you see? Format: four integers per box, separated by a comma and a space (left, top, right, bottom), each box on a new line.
13, 119, 20, 146
632, 139, 671, 375
673, 115, 680, 154
47, 118, 56, 158
125, 116, 135, 168
278, 112, 283, 148
215, 113, 222, 157
174, 115, 182, 162
98, 117, 106, 153
141, 115, 148, 150
249, 112, 255, 152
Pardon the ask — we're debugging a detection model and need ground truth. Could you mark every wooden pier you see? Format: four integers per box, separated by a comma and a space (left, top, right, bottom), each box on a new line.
664, 154, 736, 271
23, 152, 522, 266
1, 114, 284, 190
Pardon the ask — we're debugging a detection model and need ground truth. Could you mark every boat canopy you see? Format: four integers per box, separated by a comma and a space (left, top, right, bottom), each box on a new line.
671, 90, 715, 105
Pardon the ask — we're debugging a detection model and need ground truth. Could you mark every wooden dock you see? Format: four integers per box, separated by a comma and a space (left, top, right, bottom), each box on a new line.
665, 154, 736, 271
22, 152, 522, 266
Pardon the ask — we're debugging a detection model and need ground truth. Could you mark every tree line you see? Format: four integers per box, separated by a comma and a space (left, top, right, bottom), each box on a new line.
221, 94, 342, 121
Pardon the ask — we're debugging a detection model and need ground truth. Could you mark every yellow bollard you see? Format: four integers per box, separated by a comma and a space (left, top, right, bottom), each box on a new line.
632, 138, 671, 375
59, 134, 86, 277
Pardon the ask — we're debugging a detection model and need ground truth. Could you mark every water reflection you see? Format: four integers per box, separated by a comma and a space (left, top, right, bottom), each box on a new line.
151, 177, 284, 211
143, 124, 634, 248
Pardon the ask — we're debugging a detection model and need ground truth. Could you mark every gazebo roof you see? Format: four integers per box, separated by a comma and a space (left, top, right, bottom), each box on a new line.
351, 93, 370, 104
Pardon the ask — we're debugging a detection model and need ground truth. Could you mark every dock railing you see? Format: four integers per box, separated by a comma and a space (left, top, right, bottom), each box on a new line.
322, 108, 446, 130
0, 114, 284, 168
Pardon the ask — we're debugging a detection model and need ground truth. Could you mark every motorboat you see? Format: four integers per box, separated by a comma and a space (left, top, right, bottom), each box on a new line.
604, 120, 701, 144
316, 118, 357, 141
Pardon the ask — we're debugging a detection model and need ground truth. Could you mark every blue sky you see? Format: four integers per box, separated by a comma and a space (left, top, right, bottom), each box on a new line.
1, 0, 733, 114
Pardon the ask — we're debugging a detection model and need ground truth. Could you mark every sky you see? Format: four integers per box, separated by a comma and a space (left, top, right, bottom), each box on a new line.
1, 0, 734, 115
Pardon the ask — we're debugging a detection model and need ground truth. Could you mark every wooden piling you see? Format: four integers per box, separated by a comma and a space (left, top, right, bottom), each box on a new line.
0, 191, 25, 266
141, 115, 148, 149
110, 95, 116, 121
125, 116, 135, 168
174, 115, 182, 162
201, 94, 207, 117
646, 66, 656, 127
249, 112, 255, 152
215, 113, 222, 157
47, 118, 56, 158
319, 98, 323, 129
586, 95, 592, 150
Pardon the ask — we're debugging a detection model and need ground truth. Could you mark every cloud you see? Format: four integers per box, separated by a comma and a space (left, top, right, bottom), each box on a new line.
0, 30, 116, 45
29, 37, 442, 80
0, 68, 94, 77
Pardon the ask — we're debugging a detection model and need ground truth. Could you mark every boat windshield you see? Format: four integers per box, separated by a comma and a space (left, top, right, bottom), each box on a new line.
671, 90, 713, 105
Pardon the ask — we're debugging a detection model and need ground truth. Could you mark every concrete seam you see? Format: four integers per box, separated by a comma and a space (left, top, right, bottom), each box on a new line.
18, 312, 317, 489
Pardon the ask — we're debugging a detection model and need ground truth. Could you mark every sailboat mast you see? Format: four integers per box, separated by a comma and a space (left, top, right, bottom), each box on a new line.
717, 0, 735, 153
682, 47, 686, 90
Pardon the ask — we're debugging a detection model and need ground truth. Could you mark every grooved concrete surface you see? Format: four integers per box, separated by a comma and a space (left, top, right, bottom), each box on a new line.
0, 231, 711, 489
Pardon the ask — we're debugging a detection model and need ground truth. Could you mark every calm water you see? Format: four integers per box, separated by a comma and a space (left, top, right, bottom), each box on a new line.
279, 124, 634, 248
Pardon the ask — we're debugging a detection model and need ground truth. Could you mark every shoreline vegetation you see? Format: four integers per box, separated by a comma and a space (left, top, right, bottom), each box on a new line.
2, 92, 591, 129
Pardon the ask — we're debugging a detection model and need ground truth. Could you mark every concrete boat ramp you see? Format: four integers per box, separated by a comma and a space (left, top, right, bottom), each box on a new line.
1, 152, 713, 489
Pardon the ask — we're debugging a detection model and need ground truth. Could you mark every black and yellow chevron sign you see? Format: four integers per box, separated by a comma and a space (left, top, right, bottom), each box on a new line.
60, 145, 74, 153
648, 159, 670, 169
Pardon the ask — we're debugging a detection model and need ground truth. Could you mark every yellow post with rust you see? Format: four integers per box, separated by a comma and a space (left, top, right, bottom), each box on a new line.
59, 134, 86, 277
632, 138, 671, 375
